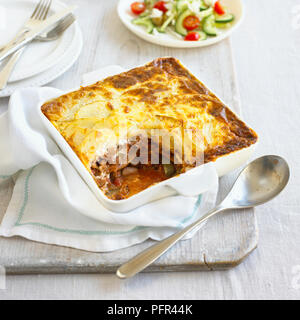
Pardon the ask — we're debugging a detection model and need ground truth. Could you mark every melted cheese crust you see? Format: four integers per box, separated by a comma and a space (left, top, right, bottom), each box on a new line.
41, 57, 258, 193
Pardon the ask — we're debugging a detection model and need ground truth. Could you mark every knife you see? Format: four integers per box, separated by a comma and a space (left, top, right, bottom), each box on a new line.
0, 5, 76, 63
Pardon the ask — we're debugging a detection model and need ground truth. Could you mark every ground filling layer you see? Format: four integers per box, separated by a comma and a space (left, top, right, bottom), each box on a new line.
90, 139, 185, 200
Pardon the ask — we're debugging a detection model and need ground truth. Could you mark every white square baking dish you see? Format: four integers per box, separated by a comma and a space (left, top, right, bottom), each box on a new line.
38, 58, 258, 212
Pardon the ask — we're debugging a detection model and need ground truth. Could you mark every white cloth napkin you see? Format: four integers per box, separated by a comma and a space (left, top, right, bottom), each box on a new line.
0, 68, 218, 252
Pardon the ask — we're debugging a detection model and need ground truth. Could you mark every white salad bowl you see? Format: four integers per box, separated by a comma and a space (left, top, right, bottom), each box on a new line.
117, 0, 244, 48
38, 63, 258, 212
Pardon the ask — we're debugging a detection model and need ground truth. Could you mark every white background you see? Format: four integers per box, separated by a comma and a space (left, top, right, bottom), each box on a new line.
0, 0, 300, 299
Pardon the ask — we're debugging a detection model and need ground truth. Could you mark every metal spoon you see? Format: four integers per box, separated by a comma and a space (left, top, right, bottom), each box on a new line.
116, 155, 290, 279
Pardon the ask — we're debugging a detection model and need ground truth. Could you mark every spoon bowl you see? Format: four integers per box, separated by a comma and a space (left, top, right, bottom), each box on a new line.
222, 155, 290, 209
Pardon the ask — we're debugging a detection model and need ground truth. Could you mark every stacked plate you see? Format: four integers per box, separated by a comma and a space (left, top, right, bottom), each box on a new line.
0, 0, 83, 98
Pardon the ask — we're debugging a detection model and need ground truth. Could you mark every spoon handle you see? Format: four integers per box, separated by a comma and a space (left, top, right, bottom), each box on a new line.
116, 205, 225, 279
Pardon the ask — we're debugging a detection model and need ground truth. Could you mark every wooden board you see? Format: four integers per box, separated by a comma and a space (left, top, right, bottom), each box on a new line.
0, 0, 258, 274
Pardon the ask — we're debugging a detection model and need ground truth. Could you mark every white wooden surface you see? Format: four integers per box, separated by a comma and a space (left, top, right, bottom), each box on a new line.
0, 36, 257, 273
0, 0, 299, 299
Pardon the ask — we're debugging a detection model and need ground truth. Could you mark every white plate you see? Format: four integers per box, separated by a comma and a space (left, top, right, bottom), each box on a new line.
117, 0, 244, 48
0, 21, 82, 98
0, 0, 77, 82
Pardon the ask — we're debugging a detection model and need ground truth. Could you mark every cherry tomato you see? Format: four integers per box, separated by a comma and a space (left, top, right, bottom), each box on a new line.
184, 32, 200, 41
214, 1, 225, 15
154, 1, 168, 13
130, 2, 146, 15
183, 15, 200, 31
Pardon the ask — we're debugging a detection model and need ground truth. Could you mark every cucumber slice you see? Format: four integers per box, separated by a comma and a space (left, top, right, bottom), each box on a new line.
175, 9, 193, 36
202, 14, 217, 36
132, 17, 154, 34
215, 22, 232, 29
198, 7, 213, 19
196, 31, 207, 40
200, 0, 209, 11
215, 13, 234, 23
176, 0, 188, 12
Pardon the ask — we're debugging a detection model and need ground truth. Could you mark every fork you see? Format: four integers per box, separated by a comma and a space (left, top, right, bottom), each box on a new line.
0, 0, 52, 90
35, 13, 75, 41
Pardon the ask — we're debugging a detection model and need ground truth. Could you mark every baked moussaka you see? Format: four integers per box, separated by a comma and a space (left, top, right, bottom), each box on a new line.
41, 57, 258, 200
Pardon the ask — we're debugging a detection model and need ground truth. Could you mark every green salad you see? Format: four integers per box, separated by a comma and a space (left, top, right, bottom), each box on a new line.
129, 0, 235, 41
